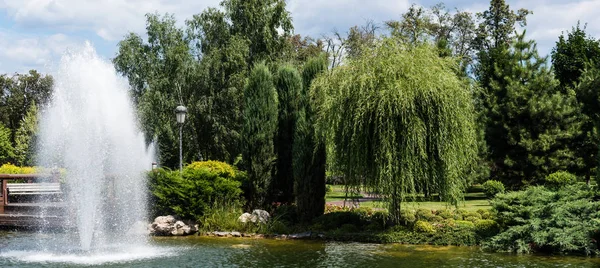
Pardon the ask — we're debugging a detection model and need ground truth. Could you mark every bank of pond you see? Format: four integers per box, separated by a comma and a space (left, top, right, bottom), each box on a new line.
0, 231, 599, 267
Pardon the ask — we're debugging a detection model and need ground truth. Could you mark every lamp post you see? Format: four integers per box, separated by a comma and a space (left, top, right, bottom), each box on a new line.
175, 105, 187, 172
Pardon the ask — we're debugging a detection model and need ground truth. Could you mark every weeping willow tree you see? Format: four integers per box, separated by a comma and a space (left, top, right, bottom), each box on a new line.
312, 38, 477, 223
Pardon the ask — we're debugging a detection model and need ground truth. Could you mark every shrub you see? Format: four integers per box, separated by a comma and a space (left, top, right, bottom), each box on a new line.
339, 223, 359, 233
463, 212, 482, 222
312, 211, 365, 231
272, 204, 298, 224
148, 161, 245, 221
482, 180, 505, 198
485, 184, 600, 255
545, 171, 576, 190
413, 221, 436, 233
454, 220, 475, 229
399, 209, 416, 225
415, 208, 434, 221
325, 184, 333, 193
475, 220, 500, 238
476, 209, 492, 220
431, 216, 444, 222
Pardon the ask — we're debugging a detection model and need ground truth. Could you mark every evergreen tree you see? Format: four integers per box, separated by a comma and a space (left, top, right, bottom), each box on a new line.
576, 66, 600, 184
487, 32, 582, 187
552, 22, 600, 88
14, 102, 39, 166
294, 55, 327, 222
272, 65, 301, 204
242, 63, 278, 208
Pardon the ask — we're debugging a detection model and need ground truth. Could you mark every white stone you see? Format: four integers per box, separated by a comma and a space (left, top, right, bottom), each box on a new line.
238, 212, 252, 223
251, 209, 270, 224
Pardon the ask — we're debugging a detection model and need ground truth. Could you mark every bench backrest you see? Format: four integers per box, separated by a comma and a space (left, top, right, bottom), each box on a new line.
7, 183, 62, 194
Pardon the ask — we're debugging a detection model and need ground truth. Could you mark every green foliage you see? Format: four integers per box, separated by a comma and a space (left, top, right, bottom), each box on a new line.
482, 180, 505, 198
415, 208, 435, 221
413, 221, 436, 233
486, 184, 600, 255
242, 63, 278, 208
0, 124, 15, 164
545, 171, 577, 189
294, 55, 328, 222
474, 219, 500, 238
436, 209, 453, 220
312, 38, 477, 223
482, 31, 582, 187
13, 102, 38, 166
148, 161, 244, 220
312, 211, 365, 231
552, 22, 600, 87
400, 209, 417, 225
576, 66, 600, 184
272, 64, 301, 204
454, 220, 475, 229
0, 163, 36, 174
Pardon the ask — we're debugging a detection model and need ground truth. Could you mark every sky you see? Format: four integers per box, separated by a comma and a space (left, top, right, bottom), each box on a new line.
0, 0, 599, 74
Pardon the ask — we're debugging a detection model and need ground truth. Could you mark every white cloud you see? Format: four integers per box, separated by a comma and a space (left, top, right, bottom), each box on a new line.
2, 0, 221, 41
288, 0, 410, 37
0, 30, 81, 73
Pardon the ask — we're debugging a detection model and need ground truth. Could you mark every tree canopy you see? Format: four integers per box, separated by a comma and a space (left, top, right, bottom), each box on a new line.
312, 38, 477, 222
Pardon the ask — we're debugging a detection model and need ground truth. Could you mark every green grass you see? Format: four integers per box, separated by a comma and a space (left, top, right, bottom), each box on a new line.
326, 184, 491, 212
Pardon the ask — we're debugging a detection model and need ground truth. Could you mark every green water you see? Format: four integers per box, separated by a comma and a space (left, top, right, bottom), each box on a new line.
0, 231, 598, 267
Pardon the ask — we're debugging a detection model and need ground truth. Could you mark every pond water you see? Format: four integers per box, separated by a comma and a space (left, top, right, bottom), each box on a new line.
0, 231, 598, 267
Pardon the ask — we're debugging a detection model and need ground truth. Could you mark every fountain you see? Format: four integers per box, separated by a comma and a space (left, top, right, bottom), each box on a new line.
34, 42, 154, 250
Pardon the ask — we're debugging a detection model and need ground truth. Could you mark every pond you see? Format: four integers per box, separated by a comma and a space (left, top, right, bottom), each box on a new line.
0, 231, 598, 267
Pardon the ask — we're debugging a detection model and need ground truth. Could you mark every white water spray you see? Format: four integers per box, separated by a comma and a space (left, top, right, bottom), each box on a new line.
37, 42, 154, 250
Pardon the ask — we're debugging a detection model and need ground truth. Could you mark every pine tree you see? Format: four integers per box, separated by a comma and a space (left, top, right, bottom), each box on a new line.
487, 32, 582, 187
242, 63, 279, 208
0, 123, 15, 164
272, 65, 301, 204
294, 55, 327, 222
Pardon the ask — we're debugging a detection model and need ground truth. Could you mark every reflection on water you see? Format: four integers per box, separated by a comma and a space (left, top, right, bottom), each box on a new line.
0, 231, 599, 267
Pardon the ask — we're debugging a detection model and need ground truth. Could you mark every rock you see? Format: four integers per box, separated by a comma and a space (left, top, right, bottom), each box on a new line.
214, 231, 230, 237
230, 231, 242, 237
251, 209, 270, 224
148, 215, 197, 236
289, 231, 312, 239
238, 213, 252, 223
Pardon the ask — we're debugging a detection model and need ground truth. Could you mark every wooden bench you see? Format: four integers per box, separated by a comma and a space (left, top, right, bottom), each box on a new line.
7, 183, 62, 196
0, 174, 62, 213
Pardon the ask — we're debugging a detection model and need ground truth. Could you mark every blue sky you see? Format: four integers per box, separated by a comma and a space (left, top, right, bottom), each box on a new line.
1, 0, 599, 74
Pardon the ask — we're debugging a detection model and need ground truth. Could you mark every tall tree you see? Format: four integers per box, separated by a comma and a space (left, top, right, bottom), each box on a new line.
221, 0, 293, 65
0, 71, 52, 141
486, 32, 582, 187
551, 23, 600, 181
294, 55, 328, 222
552, 22, 600, 88
114, 13, 196, 168
312, 38, 477, 223
242, 63, 278, 208
14, 102, 38, 166
272, 65, 301, 204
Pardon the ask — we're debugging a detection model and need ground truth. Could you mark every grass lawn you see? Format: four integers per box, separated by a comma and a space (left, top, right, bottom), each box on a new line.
326, 184, 492, 212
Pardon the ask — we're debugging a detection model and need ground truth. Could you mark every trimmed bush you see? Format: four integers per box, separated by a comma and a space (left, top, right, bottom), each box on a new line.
475, 219, 500, 238
476, 209, 492, 220
415, 208, 434, 221
414, 220, 436, 233
148, 161, 245, 221
482, 180, 505, 198
454, 220, 475, 229
464, 212, 483, 222
545, 171, 576, 189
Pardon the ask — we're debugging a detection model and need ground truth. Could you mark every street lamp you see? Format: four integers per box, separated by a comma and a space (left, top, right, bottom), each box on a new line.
175, 105, 187, 172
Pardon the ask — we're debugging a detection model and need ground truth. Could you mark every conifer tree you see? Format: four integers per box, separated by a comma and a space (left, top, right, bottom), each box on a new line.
272, 65, 301, 204
486, 32, 582, 186
242, 63, 278, 208
14, 102, 39, 166
294, 55, 327, 222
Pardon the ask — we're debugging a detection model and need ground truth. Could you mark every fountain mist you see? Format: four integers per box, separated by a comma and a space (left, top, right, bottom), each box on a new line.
37, 42, 154, 250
